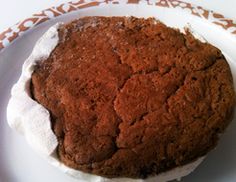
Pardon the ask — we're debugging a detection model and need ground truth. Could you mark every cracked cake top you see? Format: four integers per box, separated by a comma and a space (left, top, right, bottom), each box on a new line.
31, 16, 235, 178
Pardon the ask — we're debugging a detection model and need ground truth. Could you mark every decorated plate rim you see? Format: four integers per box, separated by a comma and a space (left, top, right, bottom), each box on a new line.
0, 0, 236, 52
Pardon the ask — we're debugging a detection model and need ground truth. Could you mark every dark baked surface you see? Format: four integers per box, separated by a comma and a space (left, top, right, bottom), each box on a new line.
31, 17, 235, 178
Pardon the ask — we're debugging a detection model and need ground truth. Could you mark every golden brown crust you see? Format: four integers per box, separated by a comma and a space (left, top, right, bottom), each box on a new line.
31, 16, 235, 178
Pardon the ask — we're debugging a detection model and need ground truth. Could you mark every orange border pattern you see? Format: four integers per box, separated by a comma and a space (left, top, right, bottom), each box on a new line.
0, 0, 236, 51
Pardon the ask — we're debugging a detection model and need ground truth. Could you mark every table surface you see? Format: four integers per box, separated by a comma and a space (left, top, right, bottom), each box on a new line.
0, 0, 236, 33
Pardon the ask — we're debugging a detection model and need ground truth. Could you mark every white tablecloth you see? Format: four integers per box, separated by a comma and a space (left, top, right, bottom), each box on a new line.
0, 0, 235, 33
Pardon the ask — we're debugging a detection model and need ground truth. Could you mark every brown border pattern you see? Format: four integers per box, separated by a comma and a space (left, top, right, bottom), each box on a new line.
0, 0, 236, 51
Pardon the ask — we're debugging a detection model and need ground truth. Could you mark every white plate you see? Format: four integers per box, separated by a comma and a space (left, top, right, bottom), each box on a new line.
0, 1, 236, 182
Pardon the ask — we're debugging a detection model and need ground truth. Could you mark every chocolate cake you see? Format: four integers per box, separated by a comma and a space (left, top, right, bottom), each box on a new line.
31, 17, 235, 178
